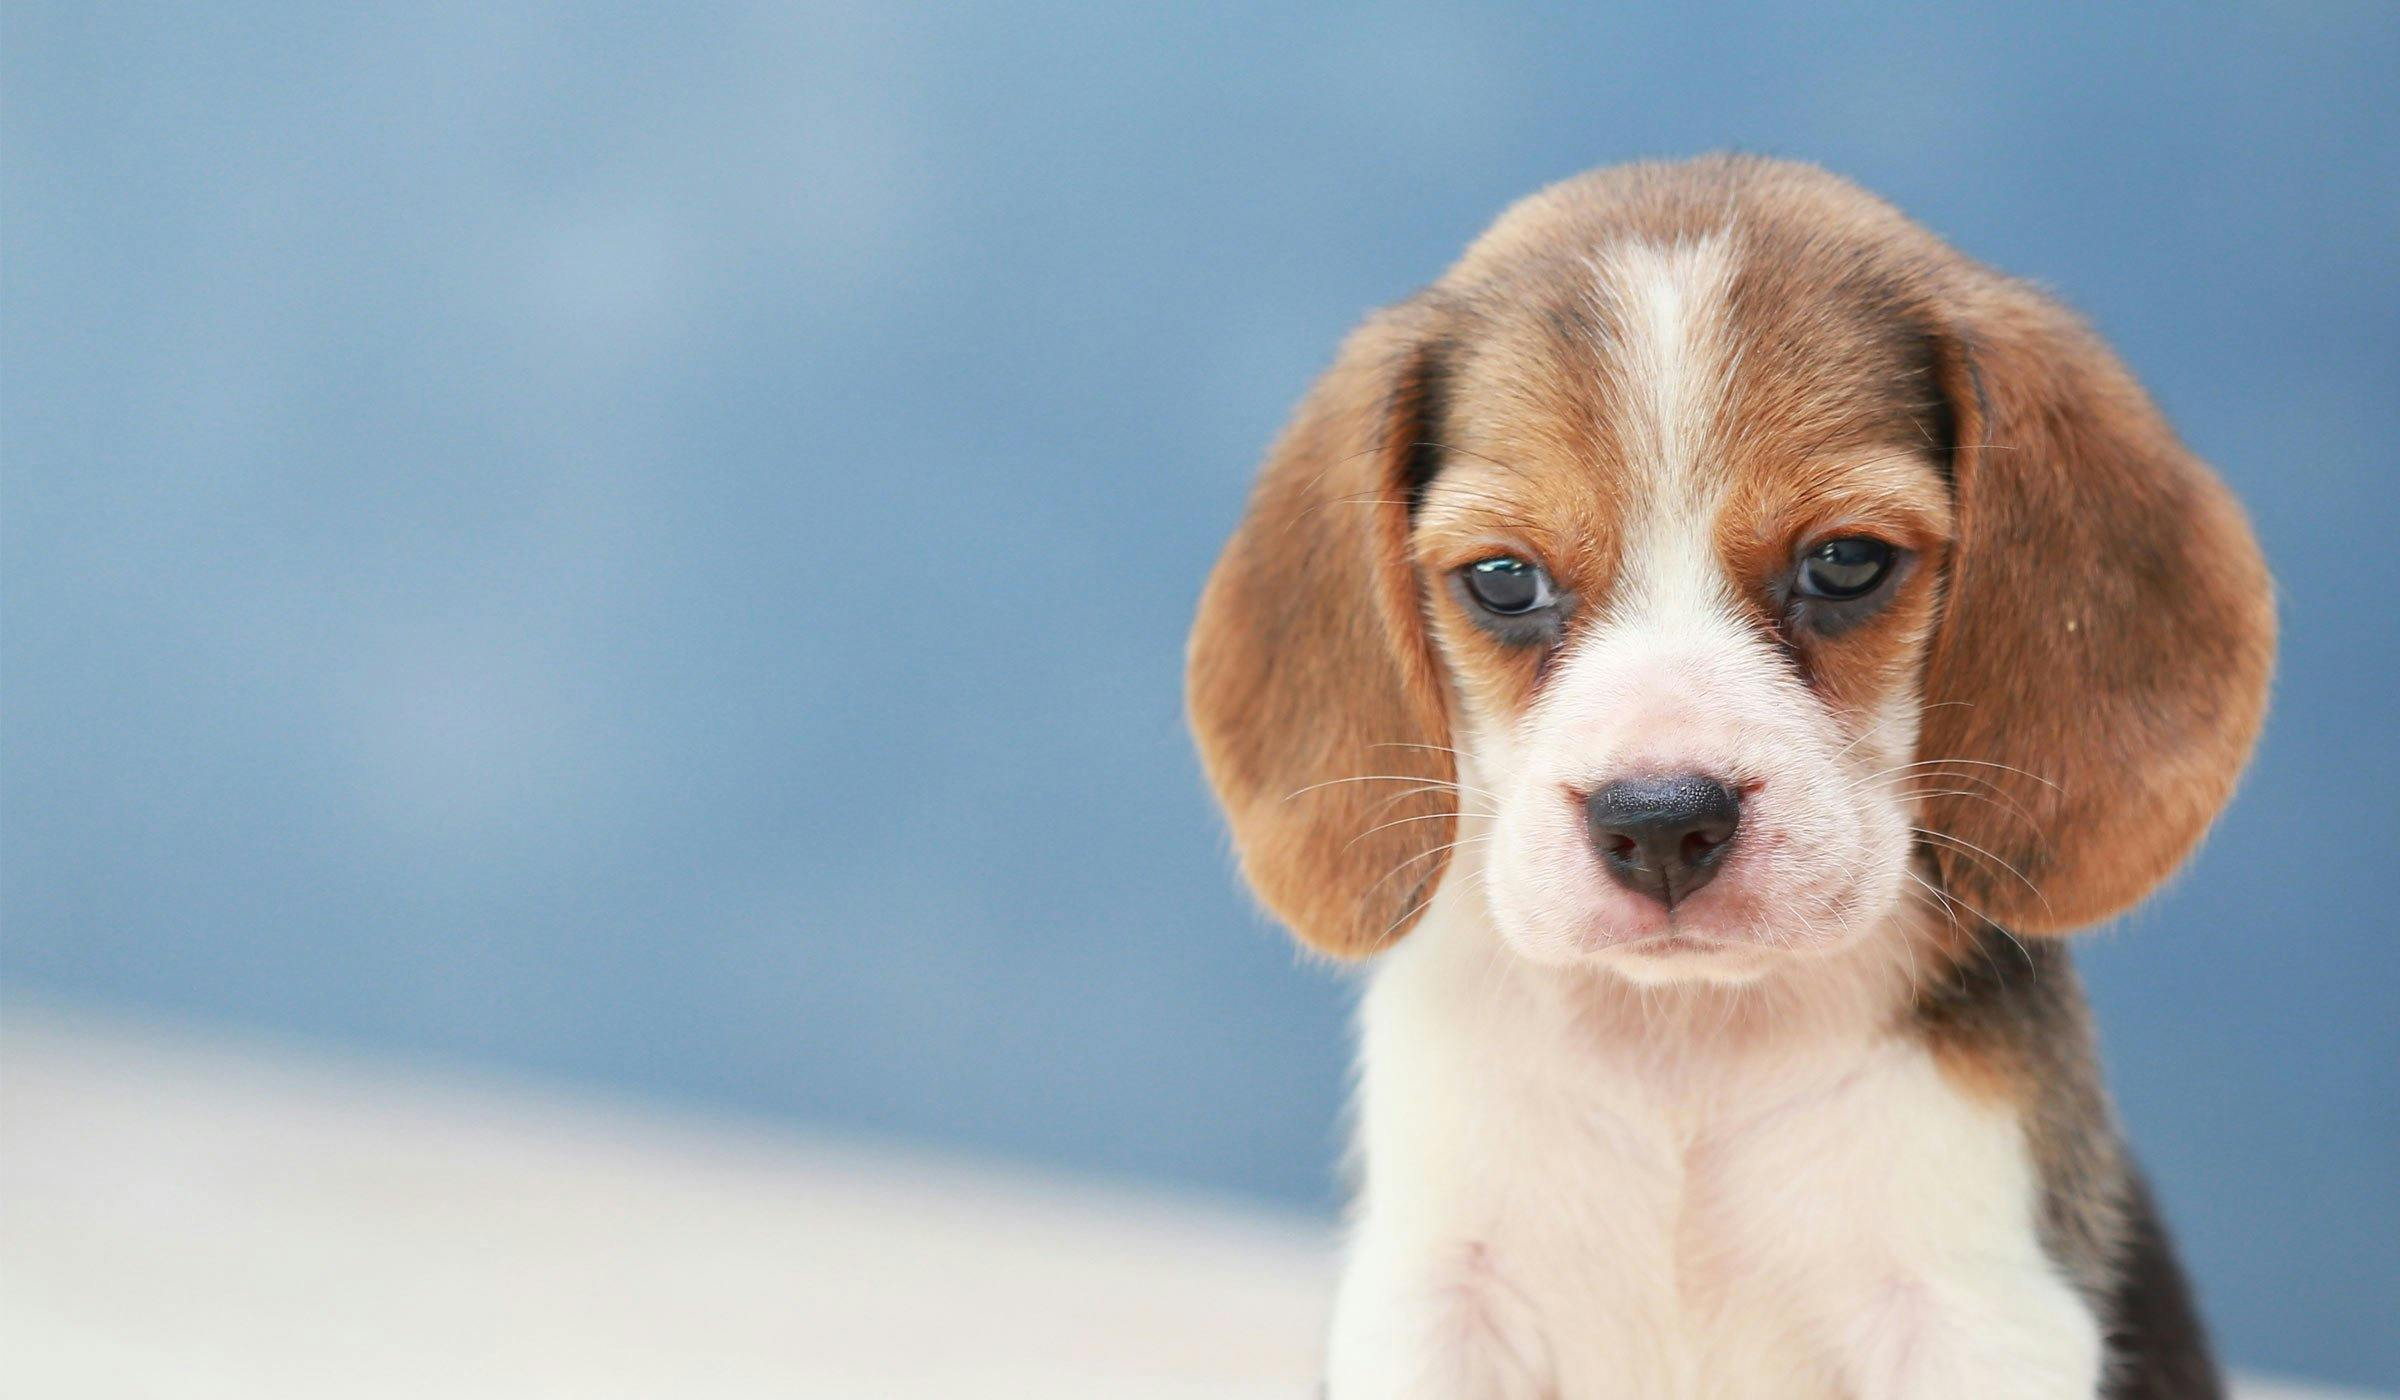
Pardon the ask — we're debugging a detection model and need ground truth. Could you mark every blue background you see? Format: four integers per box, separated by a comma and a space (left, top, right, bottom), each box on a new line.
5, 3, 2395, 1388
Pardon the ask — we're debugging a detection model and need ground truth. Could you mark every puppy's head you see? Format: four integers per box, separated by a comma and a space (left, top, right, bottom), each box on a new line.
1188, 157, 2273, 985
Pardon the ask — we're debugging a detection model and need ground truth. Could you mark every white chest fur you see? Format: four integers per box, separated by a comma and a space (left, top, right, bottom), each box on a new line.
1326, 888, 2103, 1400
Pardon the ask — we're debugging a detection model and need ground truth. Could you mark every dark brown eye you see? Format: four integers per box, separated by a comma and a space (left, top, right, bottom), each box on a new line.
1461, 556, 1556, 616
1796, 537, 1895, 601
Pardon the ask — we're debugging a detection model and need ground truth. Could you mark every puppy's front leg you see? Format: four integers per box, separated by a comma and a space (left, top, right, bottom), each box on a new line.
1323, 1236, 1555, 1400
1835, 1265, 2104, 1400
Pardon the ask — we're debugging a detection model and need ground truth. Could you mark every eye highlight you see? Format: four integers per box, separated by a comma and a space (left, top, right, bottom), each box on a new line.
1462, 556, 1556, 616
1795, 537, 1896, 601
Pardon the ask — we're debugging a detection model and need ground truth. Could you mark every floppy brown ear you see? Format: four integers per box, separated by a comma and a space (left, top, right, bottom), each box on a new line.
1186, 308, 1456, 957
1920, 283, 2275, 934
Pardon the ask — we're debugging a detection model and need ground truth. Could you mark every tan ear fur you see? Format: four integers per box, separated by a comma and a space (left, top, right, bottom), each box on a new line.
1186, 309, 1456, 957
1921, 282, 2275, 934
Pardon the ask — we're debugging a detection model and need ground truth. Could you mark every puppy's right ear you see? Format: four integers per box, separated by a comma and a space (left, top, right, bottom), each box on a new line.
1187, 308, 1456, 958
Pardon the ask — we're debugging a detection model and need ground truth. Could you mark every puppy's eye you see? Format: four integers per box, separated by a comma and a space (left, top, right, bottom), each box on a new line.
1462, 556, 1557, 616
1796, 537, 1895, 600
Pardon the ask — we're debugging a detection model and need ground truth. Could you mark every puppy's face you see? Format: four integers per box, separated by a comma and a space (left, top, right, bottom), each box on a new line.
1190, 159, 2273, 982
1417, 236, 1950, 982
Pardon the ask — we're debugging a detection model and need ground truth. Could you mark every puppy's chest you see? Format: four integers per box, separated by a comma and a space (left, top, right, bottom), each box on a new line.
1357, 980, 2063, 1395
1522, 1058, 1963, 1392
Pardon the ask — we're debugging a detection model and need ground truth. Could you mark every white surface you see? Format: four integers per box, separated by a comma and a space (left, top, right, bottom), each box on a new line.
0, 1007, 2373, 1399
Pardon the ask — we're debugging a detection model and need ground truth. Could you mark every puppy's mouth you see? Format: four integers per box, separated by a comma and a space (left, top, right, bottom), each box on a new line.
1615, 932, 1725, 956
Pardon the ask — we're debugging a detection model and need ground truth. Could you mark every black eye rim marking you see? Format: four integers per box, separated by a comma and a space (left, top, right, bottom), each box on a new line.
1450, 553, 1572, 646
1784, 533, 1909, 637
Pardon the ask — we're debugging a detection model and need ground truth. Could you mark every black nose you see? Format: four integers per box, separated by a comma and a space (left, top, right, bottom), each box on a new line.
1584, 774, 1742, 909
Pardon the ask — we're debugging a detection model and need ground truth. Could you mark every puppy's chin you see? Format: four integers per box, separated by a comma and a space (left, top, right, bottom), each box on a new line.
1496, 918, 1813, 987
1483, 872, 1896, 989
1590, 936, 1780, 988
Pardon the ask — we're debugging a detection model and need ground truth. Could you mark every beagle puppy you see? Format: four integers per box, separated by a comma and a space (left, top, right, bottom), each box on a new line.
1188, 157, 2273, 1399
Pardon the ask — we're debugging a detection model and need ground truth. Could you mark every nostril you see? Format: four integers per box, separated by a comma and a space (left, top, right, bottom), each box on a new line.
1680, 829, 1725, 867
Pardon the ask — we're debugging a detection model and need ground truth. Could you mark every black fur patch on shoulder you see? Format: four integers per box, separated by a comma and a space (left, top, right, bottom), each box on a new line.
2101, 1169, 2223, 1400
1911, 920, 2223, 1397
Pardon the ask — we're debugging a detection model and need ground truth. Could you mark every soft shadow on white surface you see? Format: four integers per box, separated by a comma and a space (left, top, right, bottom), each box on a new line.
2, 1006, 1333, 1399
0, 1005, 2375, 1399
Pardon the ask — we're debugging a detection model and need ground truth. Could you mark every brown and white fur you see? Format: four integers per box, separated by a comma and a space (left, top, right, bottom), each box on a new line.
1187, 157, 2273, 1399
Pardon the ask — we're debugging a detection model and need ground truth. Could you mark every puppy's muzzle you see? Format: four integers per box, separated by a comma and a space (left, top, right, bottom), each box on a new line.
1583, 774, 1742, 910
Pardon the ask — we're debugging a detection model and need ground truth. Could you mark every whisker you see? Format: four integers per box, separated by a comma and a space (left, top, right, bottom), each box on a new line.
1379, 884, 1448, 943
1340, 808, 1470, 853
1282, 773, 1481, 803
1853, 757, 2063, 793
1909, 826, 2052, 914
1358, 834, 1493, 904
1880, 785, 2048, 834
1837, 771, 1995, 802
1364, 782, 1500, 821
1365, 740, 1476, 763
1911, 867, 2038, 982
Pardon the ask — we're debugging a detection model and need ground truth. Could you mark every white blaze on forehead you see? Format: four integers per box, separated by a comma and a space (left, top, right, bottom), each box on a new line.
1589, 234, 1744, 628
1593, 235, 1739, 510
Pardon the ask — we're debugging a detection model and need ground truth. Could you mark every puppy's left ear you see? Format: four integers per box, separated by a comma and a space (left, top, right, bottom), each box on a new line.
1187, 306, 1455, 958
1920, 281, 2276, 934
